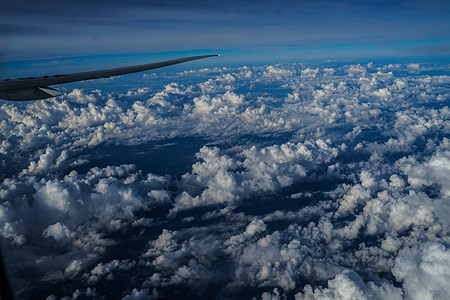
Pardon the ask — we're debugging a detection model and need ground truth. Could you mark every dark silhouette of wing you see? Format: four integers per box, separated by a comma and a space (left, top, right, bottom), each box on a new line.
0, 54, 219, 101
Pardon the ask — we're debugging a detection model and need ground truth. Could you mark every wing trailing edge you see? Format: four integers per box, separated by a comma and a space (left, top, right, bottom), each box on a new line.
0, 54, 219, 101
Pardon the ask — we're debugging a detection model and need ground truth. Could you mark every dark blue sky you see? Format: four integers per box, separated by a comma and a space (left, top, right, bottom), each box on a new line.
0, 0, 449, 63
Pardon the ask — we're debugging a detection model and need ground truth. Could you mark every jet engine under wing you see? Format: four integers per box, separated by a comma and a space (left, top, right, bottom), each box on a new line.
0, 54, 219, 101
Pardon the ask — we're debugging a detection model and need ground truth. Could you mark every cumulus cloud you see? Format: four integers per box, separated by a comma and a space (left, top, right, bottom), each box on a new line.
172, 140, 338, 211
23, 147, 67, 175
392, 241, 450, 300
1, 61, 449, 299
43, 222, 75, 241
122, 288, 159, 300
406, 149, 450, 197
295, 270, 402, 300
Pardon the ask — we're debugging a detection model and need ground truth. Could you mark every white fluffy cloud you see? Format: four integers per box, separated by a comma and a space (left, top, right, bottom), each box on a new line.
171, 139, 338, 211
43, 222, 75, 241
295, 270, 403, 300
393, 241, 450, 300
1, 61, 449, 299
122, 288, 159, 300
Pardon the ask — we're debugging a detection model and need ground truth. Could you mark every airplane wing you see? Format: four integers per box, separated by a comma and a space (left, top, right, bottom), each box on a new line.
0, 54, 219, 101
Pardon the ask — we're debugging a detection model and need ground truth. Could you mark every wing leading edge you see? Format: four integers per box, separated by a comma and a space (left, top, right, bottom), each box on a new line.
0, 54, 219, 101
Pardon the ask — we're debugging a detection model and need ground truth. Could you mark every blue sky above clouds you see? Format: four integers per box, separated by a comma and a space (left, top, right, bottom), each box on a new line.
0, 0, 449, 65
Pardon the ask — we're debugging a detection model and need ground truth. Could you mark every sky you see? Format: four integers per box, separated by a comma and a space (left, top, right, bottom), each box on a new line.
0, 0, 449, 66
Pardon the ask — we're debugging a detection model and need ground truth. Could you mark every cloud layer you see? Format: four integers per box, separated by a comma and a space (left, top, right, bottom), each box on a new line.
0, 61, 449, 299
